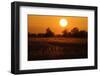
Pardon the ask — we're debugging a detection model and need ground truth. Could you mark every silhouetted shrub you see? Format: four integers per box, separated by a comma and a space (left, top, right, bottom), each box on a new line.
28, 32, 37, 37
37, 33, 46, 37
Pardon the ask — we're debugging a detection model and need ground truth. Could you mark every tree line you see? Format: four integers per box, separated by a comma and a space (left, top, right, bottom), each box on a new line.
28, 27, 87, 38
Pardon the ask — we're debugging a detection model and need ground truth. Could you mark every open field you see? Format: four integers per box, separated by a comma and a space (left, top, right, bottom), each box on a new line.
28, 37, 88, 61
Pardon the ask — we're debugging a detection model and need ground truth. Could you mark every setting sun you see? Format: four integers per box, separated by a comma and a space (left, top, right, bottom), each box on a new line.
59, 18, 68, 27
28, 15, 88, 34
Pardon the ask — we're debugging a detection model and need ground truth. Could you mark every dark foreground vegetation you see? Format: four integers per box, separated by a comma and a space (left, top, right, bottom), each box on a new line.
28, 27, 88, 61
28, 38, 87, 60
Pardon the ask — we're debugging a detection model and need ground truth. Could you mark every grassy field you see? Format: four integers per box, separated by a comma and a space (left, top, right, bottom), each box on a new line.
28, 37, 88, 61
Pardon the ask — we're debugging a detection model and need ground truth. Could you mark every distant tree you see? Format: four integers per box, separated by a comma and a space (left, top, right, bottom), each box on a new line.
45, 28, 55, 37
71, 27, 79, 37
79, 30, 87, 38
28, 32, 37, 37
37, 33, 46, 37
62, 29, 68, 37
71, 27, 79, 34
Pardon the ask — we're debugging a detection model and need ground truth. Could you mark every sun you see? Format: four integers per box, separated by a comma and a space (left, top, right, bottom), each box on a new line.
59, 18, 68, 27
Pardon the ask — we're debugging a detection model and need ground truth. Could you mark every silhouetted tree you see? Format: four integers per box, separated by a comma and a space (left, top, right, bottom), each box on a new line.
79, 30, 87, 38
62, 29, 68, 37
71, 27, 79, 34
71, 27, 79, 37
45, 28, 55, 37
28, 27, 87, 38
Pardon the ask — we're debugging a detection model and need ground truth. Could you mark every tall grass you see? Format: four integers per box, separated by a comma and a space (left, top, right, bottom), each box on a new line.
28, 37, 87, 61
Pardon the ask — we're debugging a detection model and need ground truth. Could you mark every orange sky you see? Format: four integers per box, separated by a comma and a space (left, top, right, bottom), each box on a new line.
28, 15, 88, 34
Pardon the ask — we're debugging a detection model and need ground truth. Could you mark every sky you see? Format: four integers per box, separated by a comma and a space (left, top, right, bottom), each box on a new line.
28, 15, 88, 34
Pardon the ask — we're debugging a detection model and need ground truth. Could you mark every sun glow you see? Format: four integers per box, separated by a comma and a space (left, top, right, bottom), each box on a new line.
59, 18, 68, 27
